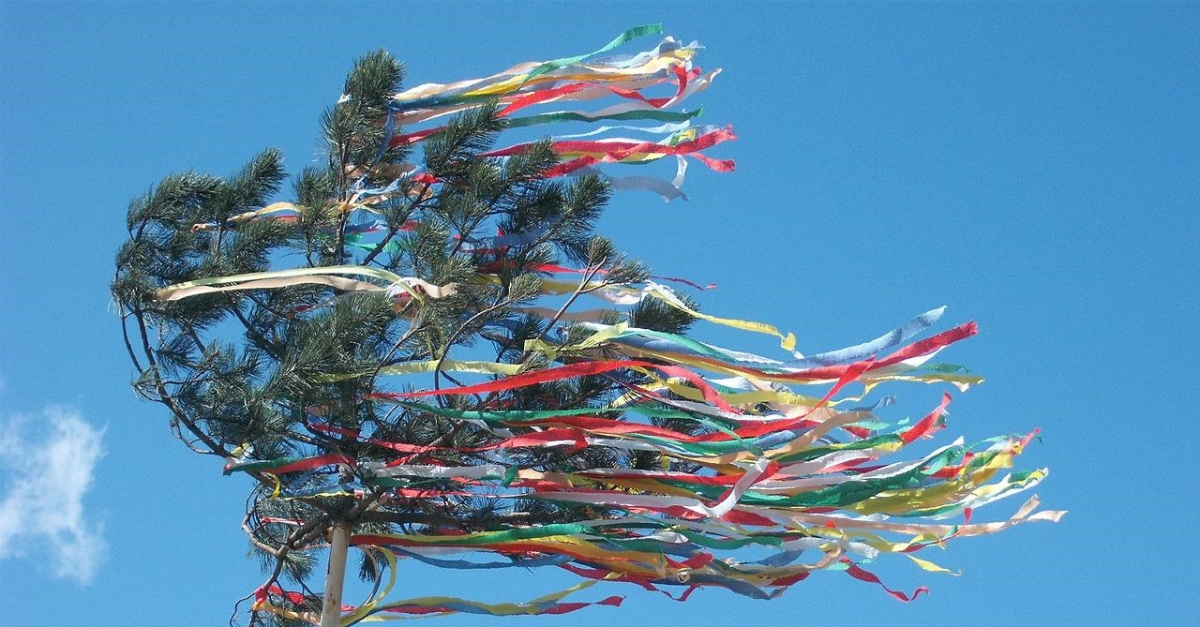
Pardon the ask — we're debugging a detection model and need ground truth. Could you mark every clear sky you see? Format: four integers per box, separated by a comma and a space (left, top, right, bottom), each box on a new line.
1, 2, 1197, 626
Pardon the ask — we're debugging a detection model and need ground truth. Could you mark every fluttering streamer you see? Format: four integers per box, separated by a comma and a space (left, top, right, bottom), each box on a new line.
163, 25, 1061, 623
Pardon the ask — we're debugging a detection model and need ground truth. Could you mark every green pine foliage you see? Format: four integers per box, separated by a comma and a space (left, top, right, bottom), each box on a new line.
114, 49, 695, 624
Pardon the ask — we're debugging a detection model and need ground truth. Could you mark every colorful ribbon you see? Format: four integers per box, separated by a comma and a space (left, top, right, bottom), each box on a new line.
156, 25, 1061, 623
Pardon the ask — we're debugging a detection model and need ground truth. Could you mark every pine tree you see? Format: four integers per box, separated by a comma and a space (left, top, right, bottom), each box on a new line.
114, 48, 695, 626
115, 31, 1059, 627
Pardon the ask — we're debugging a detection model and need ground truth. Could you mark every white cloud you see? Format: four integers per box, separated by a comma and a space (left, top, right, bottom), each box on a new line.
0, 407, 106, 584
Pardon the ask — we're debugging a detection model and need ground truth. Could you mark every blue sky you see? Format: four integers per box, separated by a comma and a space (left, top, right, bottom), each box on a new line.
1, 2, 1197, 626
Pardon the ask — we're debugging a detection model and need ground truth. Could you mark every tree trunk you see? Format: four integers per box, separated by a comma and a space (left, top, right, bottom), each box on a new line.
320, 522, 351, 627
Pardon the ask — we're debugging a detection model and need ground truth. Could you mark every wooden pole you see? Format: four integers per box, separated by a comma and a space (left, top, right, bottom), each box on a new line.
319, 522, 351, 627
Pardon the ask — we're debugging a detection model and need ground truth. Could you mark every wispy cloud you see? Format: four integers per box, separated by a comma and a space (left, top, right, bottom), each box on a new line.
0, 407, 106, 584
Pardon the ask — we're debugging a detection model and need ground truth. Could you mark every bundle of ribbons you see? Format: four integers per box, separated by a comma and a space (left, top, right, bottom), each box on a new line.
387, 23, 732, 201
165, 25, 1062, 624
226, 296, 1061, 621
